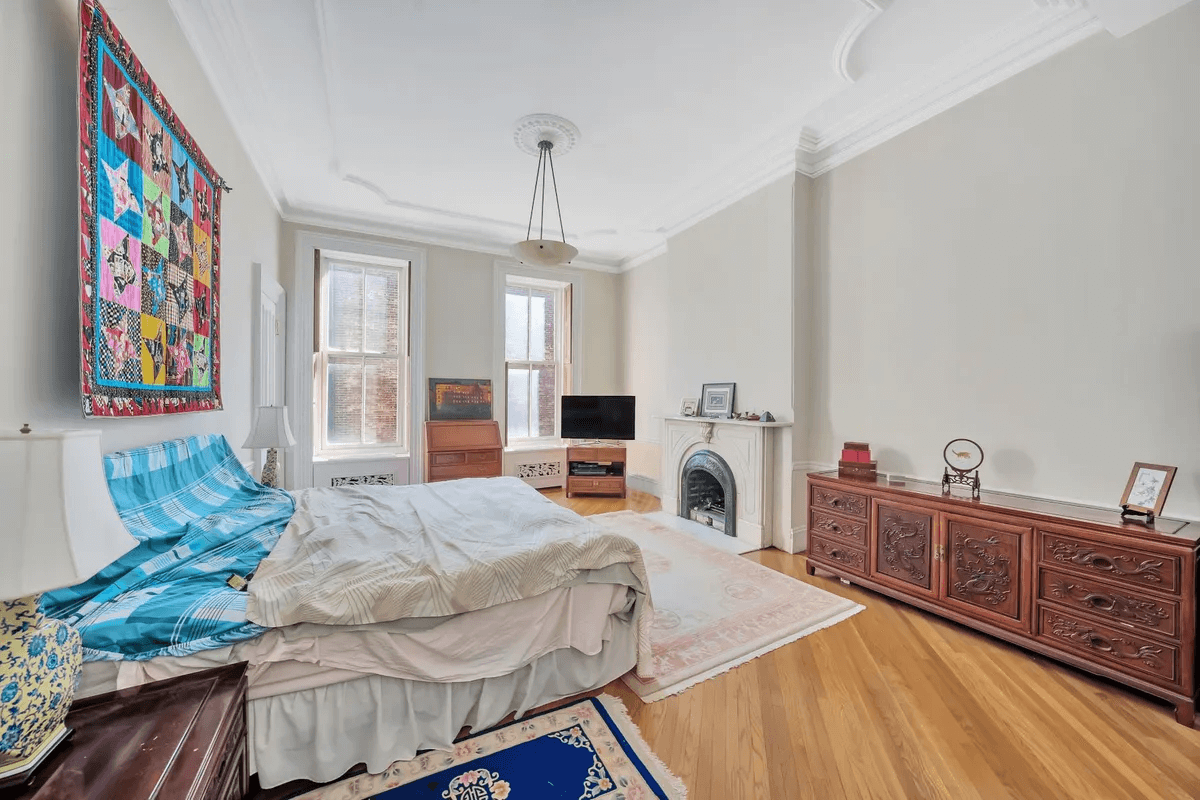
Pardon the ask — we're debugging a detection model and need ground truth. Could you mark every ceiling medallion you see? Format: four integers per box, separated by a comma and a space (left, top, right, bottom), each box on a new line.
511, 114, 580, 266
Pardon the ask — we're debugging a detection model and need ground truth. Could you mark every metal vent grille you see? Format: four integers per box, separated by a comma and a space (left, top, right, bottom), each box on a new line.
331, 473, 396, 487
516, 461, 562, 479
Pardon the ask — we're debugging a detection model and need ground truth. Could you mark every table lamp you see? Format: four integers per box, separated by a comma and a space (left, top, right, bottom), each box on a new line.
0, 427, 138, 787
243, 406, 296, 488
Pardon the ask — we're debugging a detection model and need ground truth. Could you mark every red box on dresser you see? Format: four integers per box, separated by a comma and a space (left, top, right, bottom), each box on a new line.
805, 470, 1200, 728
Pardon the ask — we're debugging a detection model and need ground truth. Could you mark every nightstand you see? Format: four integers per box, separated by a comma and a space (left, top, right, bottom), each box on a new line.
0, 662, 249, 800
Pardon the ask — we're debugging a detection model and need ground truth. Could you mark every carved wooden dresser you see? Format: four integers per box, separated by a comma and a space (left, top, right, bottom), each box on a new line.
805, 471, 1199, 727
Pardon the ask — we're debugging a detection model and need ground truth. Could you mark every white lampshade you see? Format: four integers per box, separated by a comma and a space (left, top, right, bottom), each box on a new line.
0, 429, 139, 599
243, 406, 296, 449
511, 239, 578, 266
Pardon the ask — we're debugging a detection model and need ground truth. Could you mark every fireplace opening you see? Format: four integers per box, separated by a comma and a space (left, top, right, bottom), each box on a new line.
679, 450, 737, 537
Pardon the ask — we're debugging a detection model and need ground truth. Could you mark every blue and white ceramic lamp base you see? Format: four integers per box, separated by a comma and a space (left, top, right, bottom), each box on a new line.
0, 596, 82, 786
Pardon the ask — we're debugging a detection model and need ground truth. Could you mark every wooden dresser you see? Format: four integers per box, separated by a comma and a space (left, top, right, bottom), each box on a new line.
805, 471, 1200, 727
1, 662, 248, 799
565, 445, 626, 498
425, 420, 503, 482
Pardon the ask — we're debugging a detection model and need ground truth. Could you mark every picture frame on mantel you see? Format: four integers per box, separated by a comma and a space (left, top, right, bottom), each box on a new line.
699, 383, 736, 419
680, 398, 699, 417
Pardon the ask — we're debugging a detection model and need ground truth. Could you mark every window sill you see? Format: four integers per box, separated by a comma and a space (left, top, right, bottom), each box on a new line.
504, 440, 566, 454
313, 452, 410, 463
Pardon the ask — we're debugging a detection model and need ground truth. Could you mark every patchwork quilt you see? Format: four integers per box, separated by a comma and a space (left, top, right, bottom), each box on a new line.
41, 435, 295, 661
78, 0, 224, 416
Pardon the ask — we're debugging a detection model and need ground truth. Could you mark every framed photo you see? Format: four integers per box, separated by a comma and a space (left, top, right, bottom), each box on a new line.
428, 378, 493, 420
680, 398, 699, 417
1119, 462, 1177, 516
699, 383, 736, 419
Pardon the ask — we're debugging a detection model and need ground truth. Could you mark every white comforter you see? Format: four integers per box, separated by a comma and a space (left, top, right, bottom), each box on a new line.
246, 477, 653, 676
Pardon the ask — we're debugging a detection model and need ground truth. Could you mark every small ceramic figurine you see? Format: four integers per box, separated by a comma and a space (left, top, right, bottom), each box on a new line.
760, 411, 775, 422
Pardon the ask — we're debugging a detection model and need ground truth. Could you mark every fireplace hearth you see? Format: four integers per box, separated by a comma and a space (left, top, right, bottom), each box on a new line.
680, 450, 737, 538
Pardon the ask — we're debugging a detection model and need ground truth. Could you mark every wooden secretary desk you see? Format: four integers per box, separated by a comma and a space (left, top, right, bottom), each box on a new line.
425, 420, 503, 482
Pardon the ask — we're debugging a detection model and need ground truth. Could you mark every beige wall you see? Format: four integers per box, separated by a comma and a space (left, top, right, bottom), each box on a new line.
811, 3, 1200, 518
621, 174, 796, 499
280, 221, 624, 407
0, 0, 283, 454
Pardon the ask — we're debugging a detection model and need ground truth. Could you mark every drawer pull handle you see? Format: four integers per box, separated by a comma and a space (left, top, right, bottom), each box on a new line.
829, 548, 841, 558
830, 498, 841, 506
1088, 635, 1108, 649
1085, 593, 1116, 611
831, 523, 841, 532
1091, 555, 1114, 570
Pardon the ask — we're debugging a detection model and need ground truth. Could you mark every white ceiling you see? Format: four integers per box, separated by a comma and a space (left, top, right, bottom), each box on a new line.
167, 0, 1192, 270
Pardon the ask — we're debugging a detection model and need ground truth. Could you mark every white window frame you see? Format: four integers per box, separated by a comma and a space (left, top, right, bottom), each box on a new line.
315, 252, 411, 459
493, 260, 584, 448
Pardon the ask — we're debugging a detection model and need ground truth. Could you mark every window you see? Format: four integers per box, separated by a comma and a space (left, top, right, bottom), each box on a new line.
504, 275, 571, 443
315, 254, 409, 457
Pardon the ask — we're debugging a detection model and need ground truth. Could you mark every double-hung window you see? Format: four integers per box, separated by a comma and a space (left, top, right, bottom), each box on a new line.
315, 254, 409, 457
504, 275, 571, 444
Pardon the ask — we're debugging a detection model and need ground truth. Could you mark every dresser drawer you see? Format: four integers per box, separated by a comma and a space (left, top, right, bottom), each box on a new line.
568, 476, 624, 493
807, 534, 867, 578
811, 486, 868, 519
809, 509, 867, 547
428, 463, 501, 482
431, 451, 466, 466
1039, 531, 1180, 594
1037, 607, 1178, 686
466, 450, 499, 464
1039, 567, 1179, 639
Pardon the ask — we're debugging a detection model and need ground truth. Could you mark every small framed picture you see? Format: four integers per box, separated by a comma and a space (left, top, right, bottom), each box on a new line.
1119, 462, 1177, 517
699, 382, 736, 419
680, 398, 699, 417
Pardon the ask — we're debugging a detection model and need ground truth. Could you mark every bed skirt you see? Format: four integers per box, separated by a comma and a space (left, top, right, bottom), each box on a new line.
248, 619, 637, 787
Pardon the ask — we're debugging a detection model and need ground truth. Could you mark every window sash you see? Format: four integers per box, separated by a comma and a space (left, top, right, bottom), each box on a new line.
317, 257, 409, 456
504, 277, 568, 444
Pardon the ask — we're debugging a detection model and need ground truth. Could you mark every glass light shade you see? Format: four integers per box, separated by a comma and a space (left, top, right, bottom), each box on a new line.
511, 239, 578, 266
0, 430, 138, 599
243, 406, 297, 449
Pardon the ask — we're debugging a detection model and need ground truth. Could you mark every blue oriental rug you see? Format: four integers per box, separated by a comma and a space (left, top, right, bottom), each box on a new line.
297, 695, 686, 800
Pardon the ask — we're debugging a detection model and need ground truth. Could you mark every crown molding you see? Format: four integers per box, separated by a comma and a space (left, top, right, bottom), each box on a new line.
652, 135, 800, 244
280, 203, 624, 273
797, 4, 1103, 177
175, 0, 1134, 271
620, 242, 670, 273
167, 0, 287, 215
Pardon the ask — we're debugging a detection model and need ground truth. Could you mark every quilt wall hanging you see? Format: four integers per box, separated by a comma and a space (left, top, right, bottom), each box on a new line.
78, 0, 229, 417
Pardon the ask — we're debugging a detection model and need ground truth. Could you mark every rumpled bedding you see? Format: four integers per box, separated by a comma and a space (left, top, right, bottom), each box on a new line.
41, 435, 295, 661
247, 477, 654, 676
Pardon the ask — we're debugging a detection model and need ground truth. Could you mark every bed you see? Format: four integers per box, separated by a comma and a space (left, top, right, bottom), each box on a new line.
47, 435, 651, 789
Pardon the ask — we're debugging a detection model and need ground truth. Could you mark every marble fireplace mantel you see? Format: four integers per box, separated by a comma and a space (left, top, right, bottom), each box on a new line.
662, 416, 792, 551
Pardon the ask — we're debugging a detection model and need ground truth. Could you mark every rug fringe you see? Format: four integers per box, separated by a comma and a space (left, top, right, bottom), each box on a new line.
596, 694, 689, 799
630, 603, 866, 703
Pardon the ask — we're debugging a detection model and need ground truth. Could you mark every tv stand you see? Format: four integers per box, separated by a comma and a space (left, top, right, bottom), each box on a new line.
566, 445, 626, 499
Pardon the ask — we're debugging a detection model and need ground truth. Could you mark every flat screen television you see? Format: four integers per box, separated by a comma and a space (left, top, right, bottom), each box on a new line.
561, 395, 636, 441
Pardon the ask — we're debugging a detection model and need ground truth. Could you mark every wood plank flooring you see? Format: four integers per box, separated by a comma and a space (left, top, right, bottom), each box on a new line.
568, 490, 1200, 800
250, 487, 1200, 799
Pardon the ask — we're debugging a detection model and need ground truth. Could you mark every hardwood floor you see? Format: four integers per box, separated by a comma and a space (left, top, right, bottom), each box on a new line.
251, 488, 1200, 799
558, 489, 1200, 800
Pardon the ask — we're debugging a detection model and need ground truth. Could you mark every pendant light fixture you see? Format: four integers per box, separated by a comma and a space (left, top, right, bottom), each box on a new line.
511, 115, 580, 266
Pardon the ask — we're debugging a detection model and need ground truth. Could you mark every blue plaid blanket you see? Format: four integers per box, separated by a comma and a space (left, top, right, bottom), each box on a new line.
41, 434, 296, 661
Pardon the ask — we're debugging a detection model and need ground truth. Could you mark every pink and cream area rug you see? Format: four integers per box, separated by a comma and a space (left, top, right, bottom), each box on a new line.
592, 511, 864, 702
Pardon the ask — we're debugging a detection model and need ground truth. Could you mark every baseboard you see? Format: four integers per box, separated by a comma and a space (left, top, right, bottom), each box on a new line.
627, 474, 662, 498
